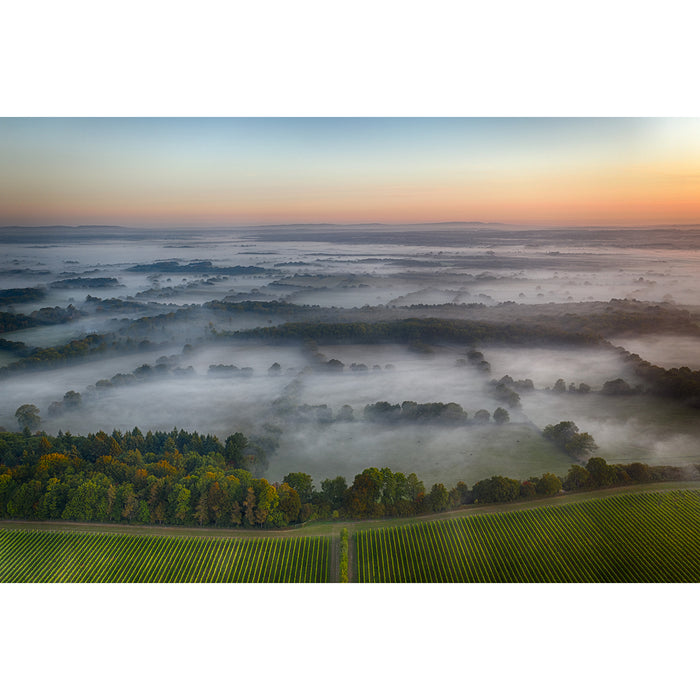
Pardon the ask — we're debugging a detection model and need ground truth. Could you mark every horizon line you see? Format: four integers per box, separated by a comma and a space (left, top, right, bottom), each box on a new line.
2, 221, 700, 231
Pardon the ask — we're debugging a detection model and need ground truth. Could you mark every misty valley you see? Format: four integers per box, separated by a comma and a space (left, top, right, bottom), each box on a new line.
2, 223, 700, 523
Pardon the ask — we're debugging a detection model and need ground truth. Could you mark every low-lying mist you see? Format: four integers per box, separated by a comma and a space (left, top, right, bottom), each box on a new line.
482, 345, 639, 390
3, 226, 700, 489
608, 334, 700, 371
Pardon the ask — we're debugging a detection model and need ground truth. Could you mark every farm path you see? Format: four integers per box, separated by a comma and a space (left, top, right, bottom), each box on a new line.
329, 529, 339, 582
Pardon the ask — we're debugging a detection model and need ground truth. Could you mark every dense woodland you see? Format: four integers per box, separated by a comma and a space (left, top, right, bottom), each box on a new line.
1, 425, 697, 528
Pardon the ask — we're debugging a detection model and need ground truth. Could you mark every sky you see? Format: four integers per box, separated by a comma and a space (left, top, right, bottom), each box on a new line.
1, 117, 699, 228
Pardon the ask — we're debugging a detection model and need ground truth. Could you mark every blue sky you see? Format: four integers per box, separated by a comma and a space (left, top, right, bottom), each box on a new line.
1, 118, 698, 226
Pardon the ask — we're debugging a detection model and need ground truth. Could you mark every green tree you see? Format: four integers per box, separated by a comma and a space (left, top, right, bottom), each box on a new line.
586, 457, 618, 487
566, 432, 597, 461
61, 479, 108, 521
536, 472, 562, 496
472, 475, 521, 503
543, 421, 597, 461
449, 481, 470, 506
224, 432, 248, 465
63, 391, 82, 410
7, 479, 42, 518
493, 407, 510, 424
427, 483, 449, 512
473, 409, 491, 424
320, 476, 347, 511
406, 473, 425, 502
543, 421, 578, 446
138, 500, 150, 524
37, 477, 68, 519
15, 404, 41, 432
0, 473, 14, 517
563, 464, 590, 490
283, 472, 314, 502
337, 405, 354, 421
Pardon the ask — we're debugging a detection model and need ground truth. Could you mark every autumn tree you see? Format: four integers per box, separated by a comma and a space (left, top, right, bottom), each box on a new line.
277, 482, 301, 523
195, 491, 209, 525
345, 469, 382, 518
243, 487, 256, 527
520, 480, 537, 498
120, 484, 138, 521
207, 481, 226, 524
624, 462, 651, 482
253, 479, 279, 526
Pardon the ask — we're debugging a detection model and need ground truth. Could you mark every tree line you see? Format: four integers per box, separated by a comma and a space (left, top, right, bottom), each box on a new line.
610, 344, 700, 408
0, 305, 86, 333
232, 317, 600, 347
2, 423, 696, 529
363, 401, 510, 425
0, 332, 166, 378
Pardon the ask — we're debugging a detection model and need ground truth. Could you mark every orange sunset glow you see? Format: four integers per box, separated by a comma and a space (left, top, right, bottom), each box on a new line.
1, 117, 699, 228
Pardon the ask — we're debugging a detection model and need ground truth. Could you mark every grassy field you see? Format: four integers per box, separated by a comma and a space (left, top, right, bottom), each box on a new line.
0, 530, 330, 583
355, 489, 700, 582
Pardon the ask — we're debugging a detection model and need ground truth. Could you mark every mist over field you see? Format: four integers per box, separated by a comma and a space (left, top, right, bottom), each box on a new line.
2, 223, 700, 487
